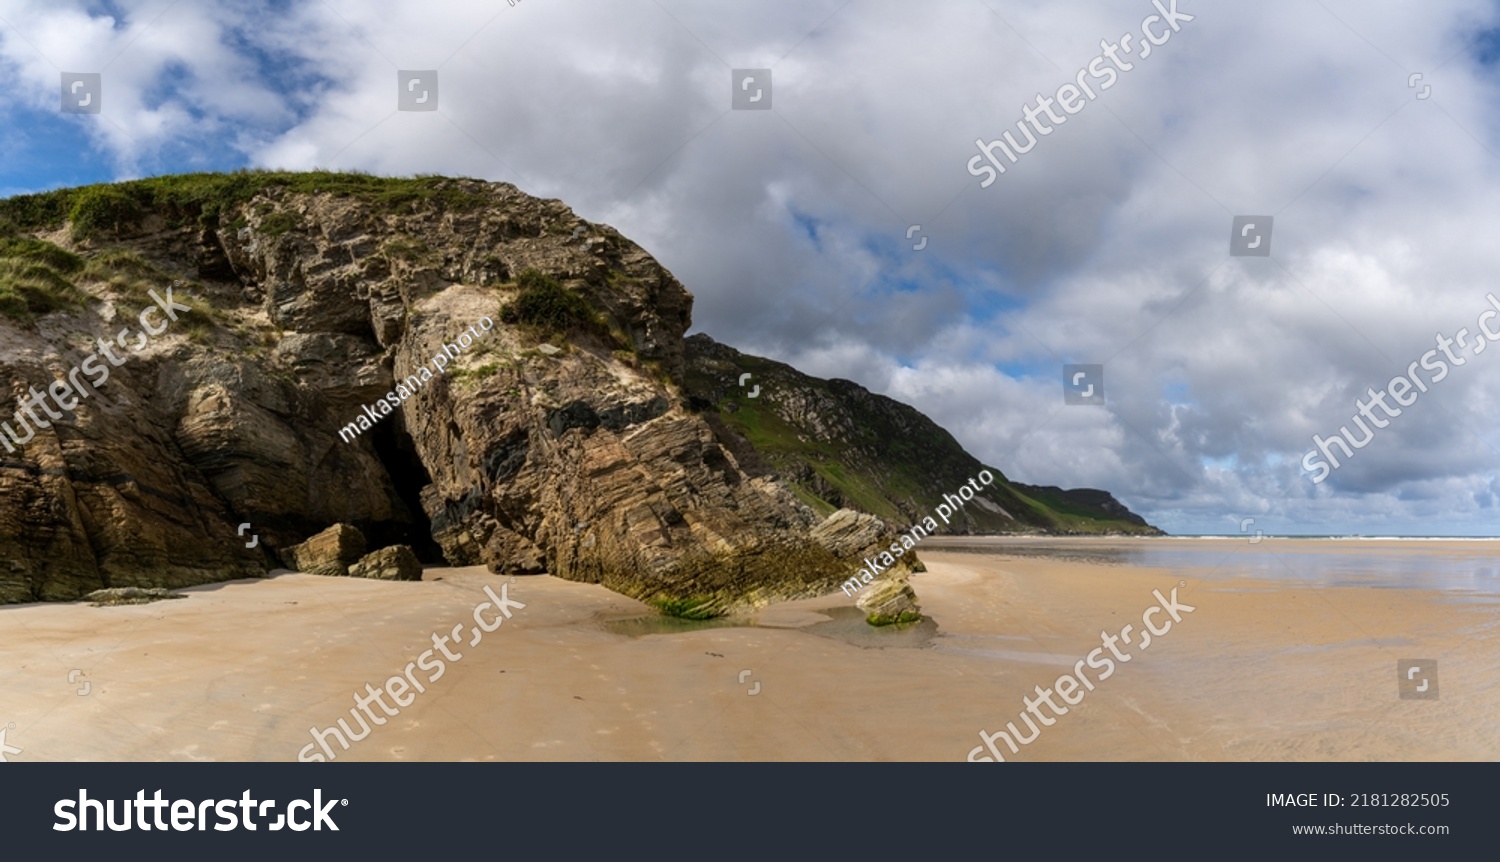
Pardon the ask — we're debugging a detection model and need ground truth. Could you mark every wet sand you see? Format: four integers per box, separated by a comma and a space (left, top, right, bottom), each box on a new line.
1, 538, 1496, 761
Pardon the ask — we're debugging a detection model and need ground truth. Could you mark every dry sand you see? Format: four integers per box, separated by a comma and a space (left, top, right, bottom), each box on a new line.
1, 538, 1496, 761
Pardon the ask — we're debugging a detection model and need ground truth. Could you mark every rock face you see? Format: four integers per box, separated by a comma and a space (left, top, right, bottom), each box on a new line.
283, 523, 368, 577
0, 173, 841, 608
811, 506, 922, 574
348, 545, 422, 581
808, 509, 888, 558
0, 172, 1158, 609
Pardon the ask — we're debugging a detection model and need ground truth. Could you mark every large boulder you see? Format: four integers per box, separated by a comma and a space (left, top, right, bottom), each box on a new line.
348, 545, 423, 581
284, 523, 367, 577
856, 575, 922, 626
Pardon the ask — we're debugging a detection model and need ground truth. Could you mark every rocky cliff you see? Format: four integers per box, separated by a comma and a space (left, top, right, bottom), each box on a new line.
683, 335, 1162, 535
0, 171, 1154, 610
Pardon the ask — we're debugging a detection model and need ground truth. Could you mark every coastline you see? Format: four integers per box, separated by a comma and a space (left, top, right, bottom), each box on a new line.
1, 538, 1495, 761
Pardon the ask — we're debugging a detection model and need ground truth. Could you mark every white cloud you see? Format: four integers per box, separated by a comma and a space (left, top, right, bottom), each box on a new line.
3, 0, 1500, 533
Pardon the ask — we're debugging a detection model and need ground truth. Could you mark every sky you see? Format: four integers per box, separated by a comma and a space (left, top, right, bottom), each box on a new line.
2, 0, 1499, 536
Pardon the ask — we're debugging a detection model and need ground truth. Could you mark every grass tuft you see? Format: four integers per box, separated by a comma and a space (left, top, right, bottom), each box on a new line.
0, 236, 84, 274
0, 259, 87, 322
500, 269, 594, 333
68, 186, 143, 240
258, 211, 302, 237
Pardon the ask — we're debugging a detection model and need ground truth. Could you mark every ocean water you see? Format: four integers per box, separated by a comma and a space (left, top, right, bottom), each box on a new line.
921, 537, 1500, 594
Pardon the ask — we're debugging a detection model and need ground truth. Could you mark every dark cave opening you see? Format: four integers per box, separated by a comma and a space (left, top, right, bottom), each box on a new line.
368, 421, 447, 564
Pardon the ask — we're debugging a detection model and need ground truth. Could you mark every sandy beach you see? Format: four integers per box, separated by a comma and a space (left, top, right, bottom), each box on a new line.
1, 538, 1496, 761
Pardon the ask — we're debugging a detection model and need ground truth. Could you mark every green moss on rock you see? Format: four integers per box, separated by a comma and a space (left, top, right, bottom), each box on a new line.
866, 610, 922, 626
648, 597, 722, 620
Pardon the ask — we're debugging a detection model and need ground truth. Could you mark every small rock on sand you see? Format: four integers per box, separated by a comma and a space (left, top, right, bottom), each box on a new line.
83, 587, 187, 607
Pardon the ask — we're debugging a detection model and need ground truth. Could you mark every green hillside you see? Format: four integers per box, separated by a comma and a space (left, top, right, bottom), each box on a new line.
683, 334, 1162, 536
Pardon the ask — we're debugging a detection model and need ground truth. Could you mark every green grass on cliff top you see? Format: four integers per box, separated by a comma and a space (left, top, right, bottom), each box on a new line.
0, 170, 490, 239
0, 233, 88, 322
0, 225, 219, 338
